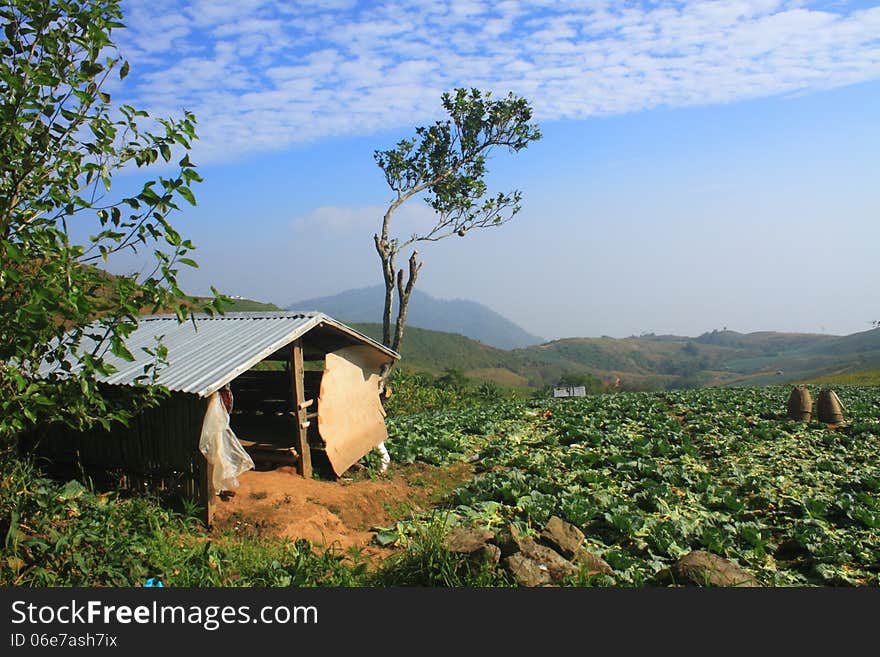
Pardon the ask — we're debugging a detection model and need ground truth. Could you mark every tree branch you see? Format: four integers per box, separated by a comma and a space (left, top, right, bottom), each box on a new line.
392, 250, 422, 354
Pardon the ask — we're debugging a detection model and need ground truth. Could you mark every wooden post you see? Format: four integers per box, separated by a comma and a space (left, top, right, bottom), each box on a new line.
292, 339, 312, 478
198, 451, 214, 528
195, 395, 214, 528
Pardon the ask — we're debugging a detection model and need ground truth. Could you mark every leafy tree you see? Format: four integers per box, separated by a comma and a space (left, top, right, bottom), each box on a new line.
373, 88, 541, 357
0, 0, 218, 445
476, 380, 503, 402
435, 366, 469, 391
556, 372, 605, 395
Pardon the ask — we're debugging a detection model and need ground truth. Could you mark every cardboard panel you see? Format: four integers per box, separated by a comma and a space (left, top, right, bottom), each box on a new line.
318, 345, 390, 476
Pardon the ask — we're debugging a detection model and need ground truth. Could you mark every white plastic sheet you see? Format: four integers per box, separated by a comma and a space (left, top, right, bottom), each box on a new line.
199, 392, 254, 493
376, 441, 391, 473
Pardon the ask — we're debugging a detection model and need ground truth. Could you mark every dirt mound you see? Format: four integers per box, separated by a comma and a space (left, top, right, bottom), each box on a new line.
211, 462, 472, 562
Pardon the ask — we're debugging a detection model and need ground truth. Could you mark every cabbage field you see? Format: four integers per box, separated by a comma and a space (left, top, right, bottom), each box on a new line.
383, 385, 880, 586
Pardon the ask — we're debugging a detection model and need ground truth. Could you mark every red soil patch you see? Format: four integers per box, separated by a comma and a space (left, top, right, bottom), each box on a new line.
211, 462, 472, 562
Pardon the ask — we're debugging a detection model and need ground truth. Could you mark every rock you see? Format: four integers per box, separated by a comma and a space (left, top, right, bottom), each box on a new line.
539, 516, 585, 559
443, 527, 500, 566
477, 543, 501, 565
672, 551, 759, 587
517, 538, 578, 582
496, 523, 527, 558
504, 554, 552, 587
573, 549, 614, 577
509, 522, 524, 546
497, 523, 578, 584
443, 527, 495, 555
651, 568, 674, 585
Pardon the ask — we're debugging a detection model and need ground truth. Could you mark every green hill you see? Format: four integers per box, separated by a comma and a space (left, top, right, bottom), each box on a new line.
800, 370, 880, 386
719, 327, 880, 384
192, 297, 282, 312
350, 322, 510, 373
352, 323, 673, 389
354, 323, 880, 392
221, 298, 282, 312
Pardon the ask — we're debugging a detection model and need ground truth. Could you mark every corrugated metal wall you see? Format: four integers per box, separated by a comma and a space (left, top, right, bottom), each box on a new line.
27, 393, 208, 507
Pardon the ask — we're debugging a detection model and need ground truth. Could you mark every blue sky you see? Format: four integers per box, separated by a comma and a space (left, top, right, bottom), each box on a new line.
105, 0, 880, 341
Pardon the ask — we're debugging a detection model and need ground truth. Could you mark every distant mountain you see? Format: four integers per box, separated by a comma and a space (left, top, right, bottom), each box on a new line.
287, 285, 544, 350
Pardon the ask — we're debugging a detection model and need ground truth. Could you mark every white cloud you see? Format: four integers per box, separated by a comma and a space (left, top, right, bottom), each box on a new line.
117, 0, 880, 163
292, 203, 439, 235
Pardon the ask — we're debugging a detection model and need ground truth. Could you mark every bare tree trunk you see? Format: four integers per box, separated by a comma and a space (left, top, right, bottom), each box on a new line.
381, 274, 394, 348
392, 251, 421, 354
374, 234, 396, 348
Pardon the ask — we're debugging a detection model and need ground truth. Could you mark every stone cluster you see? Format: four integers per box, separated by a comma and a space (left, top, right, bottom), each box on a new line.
443, 515, 759, 587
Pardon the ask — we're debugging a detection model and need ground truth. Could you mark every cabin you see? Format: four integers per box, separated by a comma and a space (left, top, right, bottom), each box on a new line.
552, 385, 587, 398
26, 311, 399, 525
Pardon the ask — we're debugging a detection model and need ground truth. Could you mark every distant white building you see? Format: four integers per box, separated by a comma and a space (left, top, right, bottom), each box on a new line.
553, 386, 587, 398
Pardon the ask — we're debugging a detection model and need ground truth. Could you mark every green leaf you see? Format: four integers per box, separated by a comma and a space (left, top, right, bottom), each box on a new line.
4, 511, 19, 550
58, 480, 87, 501
178, 186, 196, 206
373, 531, 398, 547
109, 338, 135, 362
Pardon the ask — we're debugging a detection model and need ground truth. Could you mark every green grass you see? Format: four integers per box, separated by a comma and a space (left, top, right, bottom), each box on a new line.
371, 518, 512, 586
0, 454, 365, 586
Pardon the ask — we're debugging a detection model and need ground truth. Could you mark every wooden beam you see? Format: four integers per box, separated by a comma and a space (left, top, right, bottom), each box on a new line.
197, 447, 214, 528
292, 339, 312, 479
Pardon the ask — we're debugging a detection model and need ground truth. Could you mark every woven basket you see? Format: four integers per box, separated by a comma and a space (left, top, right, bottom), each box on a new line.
786, 386, 812, 422
817, 389, 844, 424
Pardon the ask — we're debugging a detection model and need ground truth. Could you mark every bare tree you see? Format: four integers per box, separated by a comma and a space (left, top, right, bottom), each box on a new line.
373, 88, 541, 357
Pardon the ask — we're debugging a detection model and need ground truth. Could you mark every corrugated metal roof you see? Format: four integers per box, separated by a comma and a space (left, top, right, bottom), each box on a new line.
40, 311, 398, 398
